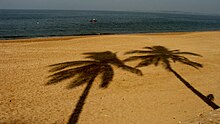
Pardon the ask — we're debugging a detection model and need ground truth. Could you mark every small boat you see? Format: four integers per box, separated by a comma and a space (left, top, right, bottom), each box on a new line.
89, 19, 97, 23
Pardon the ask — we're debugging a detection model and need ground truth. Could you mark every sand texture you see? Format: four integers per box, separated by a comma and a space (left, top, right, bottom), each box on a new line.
181, 108, 220, 124
0, 31, 220, 124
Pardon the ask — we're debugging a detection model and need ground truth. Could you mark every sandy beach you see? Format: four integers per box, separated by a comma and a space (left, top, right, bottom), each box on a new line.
1, 31, 220, 124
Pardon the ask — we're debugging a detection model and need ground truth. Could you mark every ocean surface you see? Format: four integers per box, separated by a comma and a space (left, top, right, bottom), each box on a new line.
1, 9, 220, 39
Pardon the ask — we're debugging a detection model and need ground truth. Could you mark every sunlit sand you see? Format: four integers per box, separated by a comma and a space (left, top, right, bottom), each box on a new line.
1, 31, 220, 124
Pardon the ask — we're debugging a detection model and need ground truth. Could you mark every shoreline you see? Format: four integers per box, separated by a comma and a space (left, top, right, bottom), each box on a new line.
1, 30, 220, 43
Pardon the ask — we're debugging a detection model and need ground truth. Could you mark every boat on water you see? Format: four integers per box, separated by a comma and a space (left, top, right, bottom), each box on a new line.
89, 19, 97, 23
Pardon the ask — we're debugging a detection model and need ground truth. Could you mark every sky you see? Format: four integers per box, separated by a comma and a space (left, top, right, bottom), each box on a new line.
0, 0, 220, 15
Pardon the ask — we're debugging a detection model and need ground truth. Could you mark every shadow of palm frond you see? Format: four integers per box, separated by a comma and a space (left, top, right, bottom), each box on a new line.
47, 51, 142, 124
124, 46, 202, 69
124, 46, 219, 110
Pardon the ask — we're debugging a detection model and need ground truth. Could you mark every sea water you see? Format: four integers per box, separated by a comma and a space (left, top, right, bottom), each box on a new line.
1, 9, 220, 39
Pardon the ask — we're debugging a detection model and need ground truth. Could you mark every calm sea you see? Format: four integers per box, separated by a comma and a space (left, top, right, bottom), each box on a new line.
1, 9, 220, 39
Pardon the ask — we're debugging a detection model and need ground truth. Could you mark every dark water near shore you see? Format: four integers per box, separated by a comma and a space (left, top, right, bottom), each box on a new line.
1, 9, 220, 39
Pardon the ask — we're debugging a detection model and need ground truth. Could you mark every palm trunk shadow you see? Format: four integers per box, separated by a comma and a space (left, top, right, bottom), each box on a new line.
47, 51, 143, 124
169, 67, 220, 110
67, 78, 94, 124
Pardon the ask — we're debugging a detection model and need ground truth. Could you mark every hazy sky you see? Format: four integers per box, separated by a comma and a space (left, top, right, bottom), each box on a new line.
0, 0, 220, 15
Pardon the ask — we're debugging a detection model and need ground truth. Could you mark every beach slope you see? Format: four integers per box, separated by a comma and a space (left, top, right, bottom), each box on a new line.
0, 31, 220, 124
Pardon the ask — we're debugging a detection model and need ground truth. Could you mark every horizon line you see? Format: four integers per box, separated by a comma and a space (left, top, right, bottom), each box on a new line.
1, 8, 219, 16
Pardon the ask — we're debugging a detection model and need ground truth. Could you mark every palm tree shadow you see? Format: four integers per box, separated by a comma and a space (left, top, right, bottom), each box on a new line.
47, 51, 142, 124
124, 46, 219, 110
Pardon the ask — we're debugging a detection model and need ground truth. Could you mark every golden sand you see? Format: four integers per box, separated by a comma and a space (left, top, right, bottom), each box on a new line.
1, 31, 220, 124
